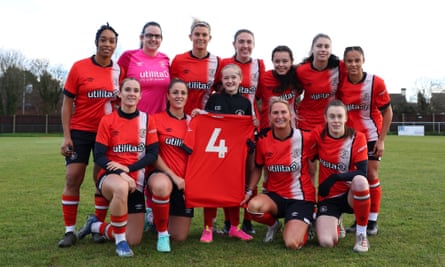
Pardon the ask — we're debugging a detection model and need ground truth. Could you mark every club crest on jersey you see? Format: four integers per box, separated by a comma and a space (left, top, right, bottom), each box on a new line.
139, 129, 146, 139
234, 109, 246, 115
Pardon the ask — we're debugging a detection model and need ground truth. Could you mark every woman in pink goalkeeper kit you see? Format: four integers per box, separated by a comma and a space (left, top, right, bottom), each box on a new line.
118, 21, 170, 115
118, 21, 170, 225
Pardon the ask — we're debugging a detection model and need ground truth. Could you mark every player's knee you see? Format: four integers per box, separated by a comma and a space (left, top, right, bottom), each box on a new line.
284, 238, 305, 250
247, 198, 263, 213
317, 235, 337, 248
352, 175, 369, 191
149, 174, 172, 197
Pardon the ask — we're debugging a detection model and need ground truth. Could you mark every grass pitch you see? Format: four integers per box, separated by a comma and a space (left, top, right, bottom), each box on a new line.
0, 135, 444, 266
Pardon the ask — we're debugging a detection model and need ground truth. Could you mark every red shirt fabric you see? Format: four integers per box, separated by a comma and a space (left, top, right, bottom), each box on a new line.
296, 61, 345, 131
152, 111, 190, 177
184, 113, 255, 208
96, 110, 158, 192
337, 73, 391, 142
64, 56, 123, 133
256, 70, 299, 130
256, 128, 315, 201
310, 129, 368, 201
170, 51, 221, 115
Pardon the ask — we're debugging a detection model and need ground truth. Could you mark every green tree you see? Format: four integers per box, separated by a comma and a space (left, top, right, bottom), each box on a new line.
0, 67, 22, 115
38, 71, 62, 114
0, 49, 26, 115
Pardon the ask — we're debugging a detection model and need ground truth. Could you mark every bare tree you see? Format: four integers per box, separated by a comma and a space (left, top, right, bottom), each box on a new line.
413, 76, 433, 103
29, 58, 50, 79
0, 49, 25, 74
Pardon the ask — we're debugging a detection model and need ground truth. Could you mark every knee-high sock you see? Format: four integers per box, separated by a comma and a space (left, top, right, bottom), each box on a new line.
61, 194, 79, 231
144, 186, 152, 208
227, 206, 240, 227
353, 189, 371, 227
110, 214, 127, 244
94, 222, 114, 241
151, 195, 170, 232
204, 208, 217, 228
369, 178, 381, 219
94, 194, 109, 222
248, 210, 276, 227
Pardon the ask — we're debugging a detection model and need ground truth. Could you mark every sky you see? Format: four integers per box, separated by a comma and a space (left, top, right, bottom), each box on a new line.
1, 0, 443, 99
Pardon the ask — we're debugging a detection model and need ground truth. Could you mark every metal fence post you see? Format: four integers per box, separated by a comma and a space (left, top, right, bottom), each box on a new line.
45, 114, 48, 134
12, 115, 16, 133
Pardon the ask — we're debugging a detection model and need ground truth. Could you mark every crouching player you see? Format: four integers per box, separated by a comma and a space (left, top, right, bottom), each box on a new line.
241, 97, 315, 249
312, 99, 371, 252
77, 78, 159, 257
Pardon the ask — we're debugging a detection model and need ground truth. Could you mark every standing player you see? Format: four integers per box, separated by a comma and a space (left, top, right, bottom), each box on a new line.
193, 64, 254, 243
170, 19, 221, 115
241, 97, 315, 250
218, 29, 266, 235
77, 78, 159, 257
256, 45, 302, 131
145, 78, 194, 253
311, 99, 370, 252
117, 21, 170, 225
295, 33, 345, 132
58, 23, 122, 247
337, 46, 393, 236
118, 21, 170, 115
295, 33, 345, 237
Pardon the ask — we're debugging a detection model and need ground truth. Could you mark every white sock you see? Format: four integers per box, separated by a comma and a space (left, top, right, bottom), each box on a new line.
91, 222, 101, 233
114, 233, 126, 244
368, 213, 378, 221
356, 225, 367, 236
158, 230, 169, 237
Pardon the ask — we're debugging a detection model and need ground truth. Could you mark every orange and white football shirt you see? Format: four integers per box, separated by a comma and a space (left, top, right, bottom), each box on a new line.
296, 61, 344, 131
64, 56, 123, 133
311, 129, 368, 201
152, 111, 190, 177
337, 72, 391, 142
96, 110, 158, 192
255, 128, 315, 201
256, 70, 299, 130
170, 51, 221, 115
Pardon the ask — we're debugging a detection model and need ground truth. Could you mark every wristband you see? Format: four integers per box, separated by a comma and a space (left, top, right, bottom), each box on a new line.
245, 189, 253, 196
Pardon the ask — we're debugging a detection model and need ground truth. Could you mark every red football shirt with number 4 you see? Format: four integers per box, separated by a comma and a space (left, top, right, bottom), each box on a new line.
184, 113, 255, 208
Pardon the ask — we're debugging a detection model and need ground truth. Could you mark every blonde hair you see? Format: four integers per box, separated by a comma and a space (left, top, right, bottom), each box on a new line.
221, 64, 242, 80
268, 96, 296, 128
190, 18, 211, 34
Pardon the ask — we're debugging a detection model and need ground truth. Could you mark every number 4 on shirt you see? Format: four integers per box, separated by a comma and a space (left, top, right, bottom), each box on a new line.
205, 128, 228, 158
